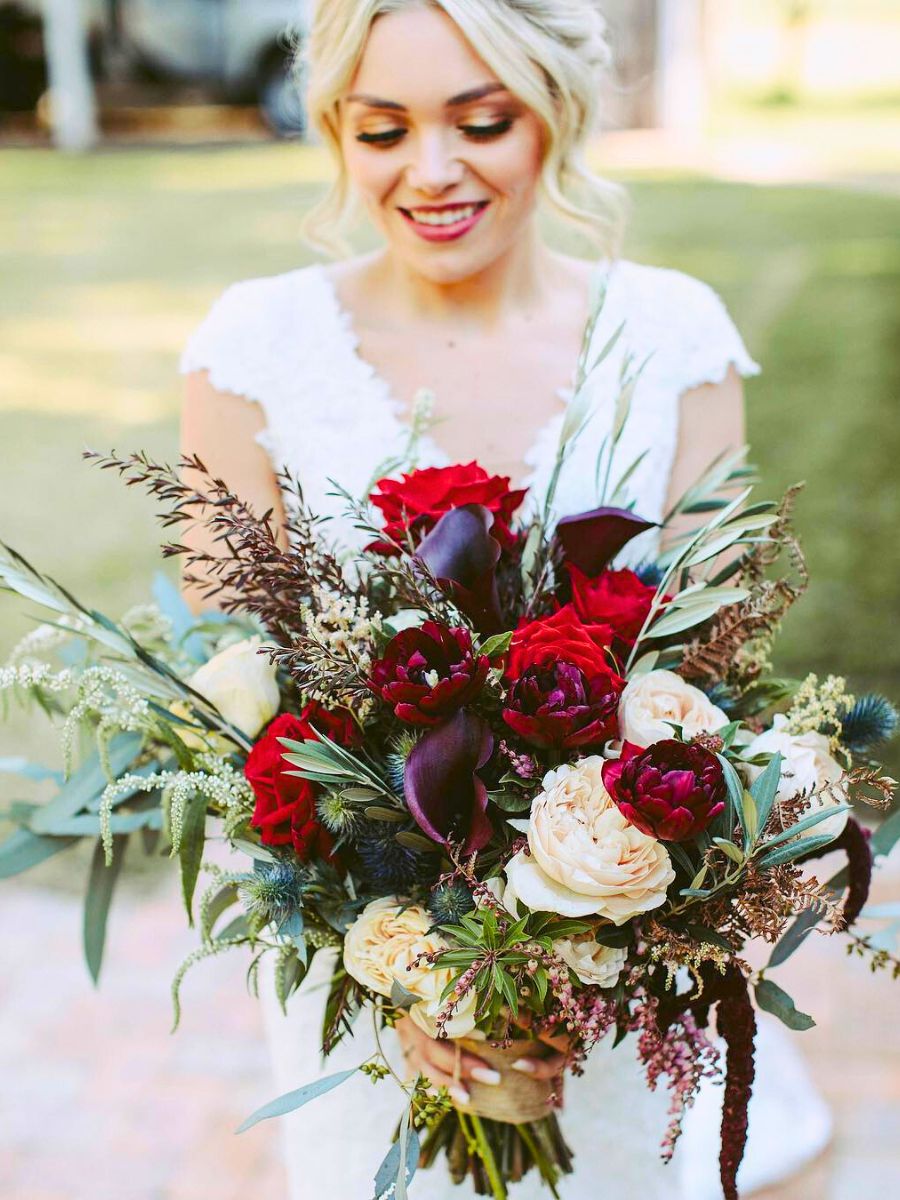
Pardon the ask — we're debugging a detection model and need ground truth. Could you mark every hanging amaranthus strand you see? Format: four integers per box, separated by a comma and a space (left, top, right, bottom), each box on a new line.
715, 968, 756, 1200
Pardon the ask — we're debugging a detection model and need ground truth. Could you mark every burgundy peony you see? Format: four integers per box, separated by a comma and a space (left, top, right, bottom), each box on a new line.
568, 564, 661, 652
246, 704, 357, 861
368, 462, 526, 553
602, 739, 727, 842
369, 621, 489, 725
506, 606, 616, 681
502, 661, 623, 750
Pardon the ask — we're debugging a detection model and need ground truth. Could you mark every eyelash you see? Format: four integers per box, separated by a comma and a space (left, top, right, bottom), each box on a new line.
356, 118, 514, 147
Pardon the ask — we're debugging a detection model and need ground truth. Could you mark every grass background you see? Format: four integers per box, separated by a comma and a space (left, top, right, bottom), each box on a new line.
1, 143, 898, 809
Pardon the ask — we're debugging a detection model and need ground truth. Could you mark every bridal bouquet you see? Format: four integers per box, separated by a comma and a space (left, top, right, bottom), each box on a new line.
2, 317, 898, 1200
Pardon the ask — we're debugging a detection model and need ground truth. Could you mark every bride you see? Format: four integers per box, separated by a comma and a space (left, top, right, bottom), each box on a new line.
180, 2, 830, 1195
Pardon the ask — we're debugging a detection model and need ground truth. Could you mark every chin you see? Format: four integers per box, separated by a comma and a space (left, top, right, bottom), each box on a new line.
394, 239, 515, 286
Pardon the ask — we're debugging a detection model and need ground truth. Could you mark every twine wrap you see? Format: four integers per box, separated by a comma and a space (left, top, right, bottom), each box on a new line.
454, 1038, 556, 1125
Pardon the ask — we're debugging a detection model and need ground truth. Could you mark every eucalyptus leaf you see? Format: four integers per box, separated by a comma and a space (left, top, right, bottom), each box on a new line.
760, 804, 851, 852
747, 751, 783, 835
236, 1067, 360, 1133
755, 978, 815, 1031
179, 790, 207, 924
0, 827, 77, 879
28, 734, 143, 834
713, 837, 745, 865
84, 834, 127, 984
755, 832, 838, 871
390, 980, 421, 1010
0, 758, 63, 784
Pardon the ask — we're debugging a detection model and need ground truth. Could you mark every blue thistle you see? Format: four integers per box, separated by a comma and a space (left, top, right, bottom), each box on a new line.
428, 880, 476, 925
385, 730, 419, 798
356, 824, 431, 891
705, 682, 741, 716
635, 560, 665, 589
840, 694, 899, 755
240, 860, 306, 924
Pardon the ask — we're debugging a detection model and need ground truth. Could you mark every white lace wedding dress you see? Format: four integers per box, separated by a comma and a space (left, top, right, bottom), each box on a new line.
180, 258, 831, 1199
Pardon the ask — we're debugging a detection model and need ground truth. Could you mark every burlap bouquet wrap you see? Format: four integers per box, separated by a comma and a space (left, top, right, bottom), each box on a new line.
454, 1038, 557, 1125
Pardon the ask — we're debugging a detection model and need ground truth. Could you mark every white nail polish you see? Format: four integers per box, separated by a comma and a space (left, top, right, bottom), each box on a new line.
470, 1067, 502, 1086
449, 1084, 471, 1106
511, 1059, 537, 1074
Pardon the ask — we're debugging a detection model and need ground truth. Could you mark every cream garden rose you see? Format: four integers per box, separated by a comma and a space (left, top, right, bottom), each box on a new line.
618, 669, 728, 746
342, 898, 478, 1038
554, 935, 627, 988
188, 636, 279, 739
745, 714, 850, 840
504, 757, 675, 924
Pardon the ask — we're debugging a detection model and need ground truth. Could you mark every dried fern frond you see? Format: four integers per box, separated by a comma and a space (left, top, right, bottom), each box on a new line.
679, 486, 808, 686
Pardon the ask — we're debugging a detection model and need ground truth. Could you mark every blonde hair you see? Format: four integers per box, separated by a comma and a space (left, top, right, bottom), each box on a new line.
298, 0, 625, 258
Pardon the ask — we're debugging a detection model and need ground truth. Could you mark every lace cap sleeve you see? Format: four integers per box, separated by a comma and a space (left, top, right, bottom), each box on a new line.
618, 263, 761, 396
178, 269, 317, 411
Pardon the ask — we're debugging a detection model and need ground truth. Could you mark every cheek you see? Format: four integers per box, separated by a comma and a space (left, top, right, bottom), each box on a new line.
479, 122, 544, 206
341, 138, 400, 205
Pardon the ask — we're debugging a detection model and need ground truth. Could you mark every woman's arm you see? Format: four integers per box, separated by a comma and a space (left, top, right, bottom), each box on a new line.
179, 370, 287, 614
661, 365, 746, 553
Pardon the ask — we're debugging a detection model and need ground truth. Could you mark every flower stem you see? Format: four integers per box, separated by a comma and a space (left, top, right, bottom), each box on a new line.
467, 1113, 507, 1199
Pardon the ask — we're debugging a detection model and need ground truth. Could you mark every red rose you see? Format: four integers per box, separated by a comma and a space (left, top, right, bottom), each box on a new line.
368, 462, 526, 553
506, 606, 617, 681
568, 565, 660, 651
369, 621, 489, 725
246, 704, 357, 861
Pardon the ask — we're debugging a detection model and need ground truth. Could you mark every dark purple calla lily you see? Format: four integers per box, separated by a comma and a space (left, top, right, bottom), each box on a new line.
404, 710, 494, 855
556, 506, 657, 577
414, 504, 503, 633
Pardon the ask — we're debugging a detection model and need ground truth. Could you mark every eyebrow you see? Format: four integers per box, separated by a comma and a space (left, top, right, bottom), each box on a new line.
345, 82, 508, 111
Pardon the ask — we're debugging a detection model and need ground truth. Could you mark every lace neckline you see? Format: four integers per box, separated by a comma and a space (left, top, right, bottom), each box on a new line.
308, 260, 606, 491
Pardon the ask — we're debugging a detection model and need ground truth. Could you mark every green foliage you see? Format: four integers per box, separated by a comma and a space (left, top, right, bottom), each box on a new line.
755, 978, 815, 1031
433, 907, 593, 1028
236, 1066, 360, 1134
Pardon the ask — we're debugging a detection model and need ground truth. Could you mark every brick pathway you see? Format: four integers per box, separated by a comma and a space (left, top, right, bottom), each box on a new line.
2, 848, 898, 1199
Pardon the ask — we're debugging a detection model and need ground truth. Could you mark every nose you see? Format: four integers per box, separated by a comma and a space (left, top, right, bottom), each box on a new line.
405, 129, 465, 196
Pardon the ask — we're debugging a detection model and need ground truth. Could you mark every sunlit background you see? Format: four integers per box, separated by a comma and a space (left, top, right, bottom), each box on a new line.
1, 2, 899, 1197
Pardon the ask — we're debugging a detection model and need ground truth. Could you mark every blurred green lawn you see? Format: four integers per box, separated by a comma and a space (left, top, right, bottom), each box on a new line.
1, 145, 898, 786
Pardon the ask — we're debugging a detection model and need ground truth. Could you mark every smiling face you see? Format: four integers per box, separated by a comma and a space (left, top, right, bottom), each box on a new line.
338, 4, 546, 283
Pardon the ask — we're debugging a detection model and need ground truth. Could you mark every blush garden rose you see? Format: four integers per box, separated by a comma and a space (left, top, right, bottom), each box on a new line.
342, 898, 478, 1038
188, 636, 279, 739
618, 668, 728, 746
745, 714, 850, 839
504, 757, 675, 923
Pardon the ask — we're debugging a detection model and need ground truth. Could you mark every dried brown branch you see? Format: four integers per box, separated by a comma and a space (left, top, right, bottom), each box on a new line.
85, 450, 348, 641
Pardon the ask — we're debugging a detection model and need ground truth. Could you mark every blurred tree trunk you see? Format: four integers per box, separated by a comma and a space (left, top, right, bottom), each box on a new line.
41, 0, 98, 150
601, 0, 659, 129
600, 0, 708, 133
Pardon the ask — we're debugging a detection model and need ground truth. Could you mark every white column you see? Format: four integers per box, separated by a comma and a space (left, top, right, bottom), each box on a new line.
655, 0, 708, 137
41, 0, 99, 151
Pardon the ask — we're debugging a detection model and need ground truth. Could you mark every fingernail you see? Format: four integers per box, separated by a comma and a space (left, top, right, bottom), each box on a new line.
449, 1084, 471, 1105
470, 1067, 502, 1087
511, 1058, 537, 1074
